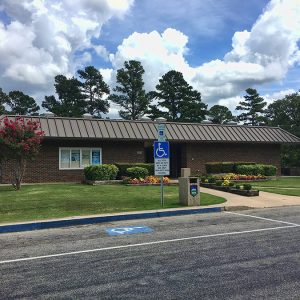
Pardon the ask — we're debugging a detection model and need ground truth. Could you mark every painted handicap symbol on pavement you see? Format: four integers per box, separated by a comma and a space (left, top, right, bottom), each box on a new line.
106, 225, 153, 236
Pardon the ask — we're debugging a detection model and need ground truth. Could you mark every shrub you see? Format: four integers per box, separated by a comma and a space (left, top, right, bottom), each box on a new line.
262, 165, 277, 176
205, 161, 256, 174
115, 163, 154, 178
84, 164, 119, 181
236, 184, 241, 190
126, 167, 149, 179
216, 180, 223, 186
208, 177, 216, 184
243, 183, 252, 191
236, 164, 277, 176
229, 182, 235, 187
222, 162, 235, 173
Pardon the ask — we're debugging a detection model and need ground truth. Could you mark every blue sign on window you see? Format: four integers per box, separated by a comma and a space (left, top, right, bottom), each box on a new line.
106, 225, 153, 236
92, 150, 100, 165
154, 141, 169, 159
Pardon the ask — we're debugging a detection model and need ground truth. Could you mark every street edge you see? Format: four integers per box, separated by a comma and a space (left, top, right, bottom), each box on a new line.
0, 207, 223, 234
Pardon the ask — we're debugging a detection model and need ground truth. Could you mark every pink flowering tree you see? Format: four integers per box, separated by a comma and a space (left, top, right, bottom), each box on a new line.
0, 117, 44, 190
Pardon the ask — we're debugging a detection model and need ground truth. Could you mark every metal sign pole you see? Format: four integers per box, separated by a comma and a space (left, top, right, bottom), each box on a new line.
161, 175, 164, 206
154, 117, 168, 207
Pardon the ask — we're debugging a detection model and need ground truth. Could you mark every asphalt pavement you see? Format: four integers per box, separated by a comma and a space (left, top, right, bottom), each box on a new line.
0, 206, 299, 299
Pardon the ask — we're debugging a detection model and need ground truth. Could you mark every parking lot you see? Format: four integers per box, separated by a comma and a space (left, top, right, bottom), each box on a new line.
0, 206, 299, 299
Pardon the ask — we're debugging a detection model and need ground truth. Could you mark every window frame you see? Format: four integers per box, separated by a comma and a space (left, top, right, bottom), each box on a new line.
59, 147, 102, 170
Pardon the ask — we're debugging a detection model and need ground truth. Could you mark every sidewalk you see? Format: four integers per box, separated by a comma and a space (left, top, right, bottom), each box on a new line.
201, 187, 300, 208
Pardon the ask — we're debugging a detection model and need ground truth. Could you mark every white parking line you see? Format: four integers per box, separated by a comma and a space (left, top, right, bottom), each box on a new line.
225, 211, 300, 226
0, 224, 299, 265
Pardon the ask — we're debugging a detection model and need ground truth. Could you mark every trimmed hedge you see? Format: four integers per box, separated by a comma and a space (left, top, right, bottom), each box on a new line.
236, 164, 277, 176
115, 163, 154, 178
126, 167, 149, 179
205, 162, 256, 174
84, 164, 119, 181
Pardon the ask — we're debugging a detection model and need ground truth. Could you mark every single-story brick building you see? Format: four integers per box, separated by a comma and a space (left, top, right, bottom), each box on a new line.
1, 115, 300, 183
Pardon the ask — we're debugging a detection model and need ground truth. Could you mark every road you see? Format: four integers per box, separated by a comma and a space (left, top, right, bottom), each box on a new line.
0, 206, 300, 299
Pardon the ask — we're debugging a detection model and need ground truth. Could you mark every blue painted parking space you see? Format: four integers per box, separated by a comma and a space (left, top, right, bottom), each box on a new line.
106, 225, 154, 236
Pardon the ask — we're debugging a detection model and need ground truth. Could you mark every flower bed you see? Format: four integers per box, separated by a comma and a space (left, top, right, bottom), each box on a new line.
200, 181, 259, 197
124, 176, 172, 185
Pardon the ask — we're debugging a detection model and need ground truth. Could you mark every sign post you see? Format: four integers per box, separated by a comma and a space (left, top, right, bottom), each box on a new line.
154, 119, 169, 206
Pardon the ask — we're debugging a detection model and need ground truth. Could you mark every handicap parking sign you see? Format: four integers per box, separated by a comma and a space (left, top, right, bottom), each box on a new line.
154, 141, 169, 159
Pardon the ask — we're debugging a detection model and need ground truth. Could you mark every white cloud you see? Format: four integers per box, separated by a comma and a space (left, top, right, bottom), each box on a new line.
106, 0, 300, 108
0, 0, 134, 96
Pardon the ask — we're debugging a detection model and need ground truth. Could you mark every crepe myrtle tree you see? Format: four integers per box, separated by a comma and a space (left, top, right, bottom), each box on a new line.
0, 117, 44, 190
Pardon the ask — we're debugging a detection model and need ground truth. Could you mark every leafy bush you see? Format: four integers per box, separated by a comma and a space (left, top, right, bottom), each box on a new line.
243, 183, 252, 191
115, 163, 154, 178
126, 167, 149, 179
262, 165, 277, 176
215, 180, 223, 186
236, 184, 241, 190
236, 164, 277, 176
205, 162, 256, 174
208, 177, 216, 184
84, 164, 119, 181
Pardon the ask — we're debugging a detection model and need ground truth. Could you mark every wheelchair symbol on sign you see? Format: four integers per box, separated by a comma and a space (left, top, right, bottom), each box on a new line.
156, 143, 167, 158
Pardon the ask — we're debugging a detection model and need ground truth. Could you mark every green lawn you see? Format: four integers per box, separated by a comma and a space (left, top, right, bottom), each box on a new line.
0, 184, 226, 224
242, 177, 300, 197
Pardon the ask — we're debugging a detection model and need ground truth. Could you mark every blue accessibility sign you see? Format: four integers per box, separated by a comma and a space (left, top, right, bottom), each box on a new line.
106, 225, 154, 236
154, 141, 169, 159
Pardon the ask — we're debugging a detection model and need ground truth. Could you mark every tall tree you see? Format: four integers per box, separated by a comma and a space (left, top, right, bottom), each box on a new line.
77, 66, 110, 117
148, 70, 207, 122
109, 60, 149, 120
6, 91, 40, 115
208, 105, 235, 124
266, 92, 300, 136
0, 88, 8, 114
266, 92, 300, 168
42, 75, 85, 117
236, 88, 267, 125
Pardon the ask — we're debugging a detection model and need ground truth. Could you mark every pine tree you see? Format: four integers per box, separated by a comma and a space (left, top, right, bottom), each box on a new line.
6, 91, 40, 115
109, 60, 149, 120
208, 105, 235, 124
236, 88, 266, 125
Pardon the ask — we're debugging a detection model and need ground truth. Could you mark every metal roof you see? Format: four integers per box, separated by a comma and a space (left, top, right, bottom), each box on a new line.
1, 115, 300, 144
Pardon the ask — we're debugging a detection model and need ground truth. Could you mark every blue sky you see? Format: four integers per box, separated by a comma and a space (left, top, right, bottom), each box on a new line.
0, 0, 299, 115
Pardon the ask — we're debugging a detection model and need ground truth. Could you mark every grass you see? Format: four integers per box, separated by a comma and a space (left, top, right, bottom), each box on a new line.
0, 184, 226, 224
240, 177, 300, 197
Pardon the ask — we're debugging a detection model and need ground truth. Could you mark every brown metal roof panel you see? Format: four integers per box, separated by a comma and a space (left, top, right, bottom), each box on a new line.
232, 126, 250, 142
105, 121, 118, 138
209, 126, 227, 141
90, 120, 103, 138
123, 122, 136, 139
181, 124, 195, 140
272, 128, 292, 142
253, 127, 272, 142
54, 118, 66, 137
83, 120, 96, 138
77, 119, 89, 138
141, 122, 154, 139
190, 125, 206, 140
175, 124, 189, 140
147, 123, 157, 139
61, 119, 72, 137
69, 119, 81, 137
200, 125, 216, 140
167, 123, 180, 140
135, 122, 148, 139
220, 126, 238, 141
262, 127, 281, 142
39, 118, 50, 136
242, 127, 260, 142
47, 118, 58, 137
129, 122, 143, 139
117, 122, 130, 139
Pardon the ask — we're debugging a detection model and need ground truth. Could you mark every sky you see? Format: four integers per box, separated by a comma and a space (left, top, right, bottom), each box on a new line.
0, 0, 300, 118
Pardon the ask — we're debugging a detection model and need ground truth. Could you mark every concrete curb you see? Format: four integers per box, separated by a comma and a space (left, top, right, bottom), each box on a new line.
0, 207, 223, 234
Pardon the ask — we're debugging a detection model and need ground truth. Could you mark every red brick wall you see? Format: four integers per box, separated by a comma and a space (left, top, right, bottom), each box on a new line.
0, 140, 282, 183
182, 143, 281, 175
1, 139, 145, 183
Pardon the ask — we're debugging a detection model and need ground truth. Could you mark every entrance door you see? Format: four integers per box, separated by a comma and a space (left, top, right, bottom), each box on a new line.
170, 143, 182, 178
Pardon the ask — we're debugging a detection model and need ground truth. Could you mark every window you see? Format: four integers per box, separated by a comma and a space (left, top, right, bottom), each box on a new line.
59, 148, 102, 169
